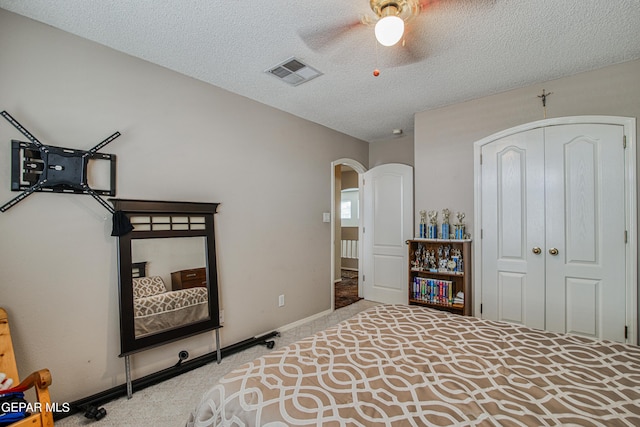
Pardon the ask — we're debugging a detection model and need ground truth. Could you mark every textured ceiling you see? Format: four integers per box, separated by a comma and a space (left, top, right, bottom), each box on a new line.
1, 0, 639, 142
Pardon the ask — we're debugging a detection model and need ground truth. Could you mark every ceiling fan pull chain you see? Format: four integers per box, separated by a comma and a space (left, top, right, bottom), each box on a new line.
373, 33, 381, 77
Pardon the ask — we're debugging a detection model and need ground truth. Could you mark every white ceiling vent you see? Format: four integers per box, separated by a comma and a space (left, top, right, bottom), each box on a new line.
265, 57, 322, 86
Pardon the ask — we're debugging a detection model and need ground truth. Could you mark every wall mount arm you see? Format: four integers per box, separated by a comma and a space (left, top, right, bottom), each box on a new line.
0, 111, 120, 214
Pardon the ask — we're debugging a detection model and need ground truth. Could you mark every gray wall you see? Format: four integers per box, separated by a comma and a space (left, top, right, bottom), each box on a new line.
369, 132, 414, 168
0, 9, 368, 402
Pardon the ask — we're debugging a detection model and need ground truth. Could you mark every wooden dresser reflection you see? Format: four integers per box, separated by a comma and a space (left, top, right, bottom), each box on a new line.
171, 267, 207, 290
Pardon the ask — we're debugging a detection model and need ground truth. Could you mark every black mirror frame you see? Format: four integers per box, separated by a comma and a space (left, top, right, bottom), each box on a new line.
111, 199, 221, 356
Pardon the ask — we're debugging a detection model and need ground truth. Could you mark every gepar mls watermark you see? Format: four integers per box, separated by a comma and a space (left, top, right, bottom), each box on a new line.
1, 401, 71, 413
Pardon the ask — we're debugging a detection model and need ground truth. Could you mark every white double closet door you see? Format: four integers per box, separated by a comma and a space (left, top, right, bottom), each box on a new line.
479, 119, 633, 343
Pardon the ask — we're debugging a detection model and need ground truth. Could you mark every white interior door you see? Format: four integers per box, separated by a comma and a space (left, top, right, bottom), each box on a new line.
480, 128, 546, 329
479, 120, 630, 343
362, 163, 413, 304
544, 124, 627, 341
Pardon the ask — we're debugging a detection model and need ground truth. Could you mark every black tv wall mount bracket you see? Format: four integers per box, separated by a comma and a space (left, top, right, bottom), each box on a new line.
0, 110, 120, 214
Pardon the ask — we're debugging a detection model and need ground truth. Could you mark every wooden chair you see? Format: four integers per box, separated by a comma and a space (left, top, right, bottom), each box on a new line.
0, 308, 54, 427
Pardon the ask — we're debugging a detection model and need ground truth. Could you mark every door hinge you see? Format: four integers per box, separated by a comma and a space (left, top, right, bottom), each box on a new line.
481, 229, 483, 239
623, 135, 627, 149
362, 275, 365, 282
480, 154, 483, 165
625, 325, 628, 339
480, 303, 483, 314
625, 230, 628, 243
363, 227, 365, 233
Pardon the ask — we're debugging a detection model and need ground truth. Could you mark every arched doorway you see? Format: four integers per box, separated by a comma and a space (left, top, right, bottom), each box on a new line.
330, 159, 366, 310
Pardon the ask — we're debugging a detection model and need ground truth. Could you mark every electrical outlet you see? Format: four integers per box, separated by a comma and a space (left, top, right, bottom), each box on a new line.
219, 310, 224, 324
278, 294, 285, 307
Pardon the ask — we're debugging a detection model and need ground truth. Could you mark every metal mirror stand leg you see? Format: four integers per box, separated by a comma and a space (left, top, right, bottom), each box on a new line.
125, 355, 133, 399
123, 330, 219, 400
216, 329, 221, 364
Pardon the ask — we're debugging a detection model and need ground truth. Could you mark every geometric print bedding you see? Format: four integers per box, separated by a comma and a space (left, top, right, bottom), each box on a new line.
187, 304, 640, 427
134, 287, 208, 318
132, 276, 167, 299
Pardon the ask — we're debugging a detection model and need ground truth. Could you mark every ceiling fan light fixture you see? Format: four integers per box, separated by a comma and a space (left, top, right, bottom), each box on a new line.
375, 15, 404, 46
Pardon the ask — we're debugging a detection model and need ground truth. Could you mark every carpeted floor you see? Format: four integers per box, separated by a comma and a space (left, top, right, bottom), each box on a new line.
55, 299, 380, 427
335, 269, 361, 309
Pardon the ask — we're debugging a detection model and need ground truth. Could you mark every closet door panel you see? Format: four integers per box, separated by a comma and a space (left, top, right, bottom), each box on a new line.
544, 124, 626, 341
480, 129, 545, 328
498, 272, 526, 324
564, 141, 598, 263
565, 277, 600, 337
498, 147, 526, 258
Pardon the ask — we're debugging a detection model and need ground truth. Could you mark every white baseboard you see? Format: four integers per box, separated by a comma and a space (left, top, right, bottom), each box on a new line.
277, 307, 333, 333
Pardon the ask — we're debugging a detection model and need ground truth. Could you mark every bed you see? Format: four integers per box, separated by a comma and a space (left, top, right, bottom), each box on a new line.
132, 275, 209, 337
187, 304, 640, 426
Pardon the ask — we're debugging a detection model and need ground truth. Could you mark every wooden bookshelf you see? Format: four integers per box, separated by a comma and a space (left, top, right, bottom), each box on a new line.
407, 239, 472, 316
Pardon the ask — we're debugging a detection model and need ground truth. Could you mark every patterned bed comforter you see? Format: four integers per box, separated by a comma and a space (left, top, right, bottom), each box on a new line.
134, 287, 208, 318
187, 304, 640, 426
134, 287, 209, 337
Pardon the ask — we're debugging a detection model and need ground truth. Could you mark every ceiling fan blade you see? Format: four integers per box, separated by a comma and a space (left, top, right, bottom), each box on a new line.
418, 0, 496, 12
298, 19, 365, 52
382, 0, 496, 66
376, 25, 429, 67
377, 44, 426, 67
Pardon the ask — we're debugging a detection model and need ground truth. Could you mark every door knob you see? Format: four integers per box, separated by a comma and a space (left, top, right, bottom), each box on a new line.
532, 247, 541, 254
549, 248, 559, 256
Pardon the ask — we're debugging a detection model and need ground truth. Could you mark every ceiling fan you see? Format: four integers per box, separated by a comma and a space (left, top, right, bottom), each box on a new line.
364, 0, 422, 47
298, 1, 426, 67
299, 0, 495, 67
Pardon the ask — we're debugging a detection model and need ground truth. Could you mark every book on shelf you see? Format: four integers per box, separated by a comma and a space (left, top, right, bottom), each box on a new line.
453, 291, 464, 305
411, 276, 454, 305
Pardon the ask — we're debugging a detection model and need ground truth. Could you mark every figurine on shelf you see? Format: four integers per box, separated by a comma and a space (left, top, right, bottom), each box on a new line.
419, 210, 427, 238
455, 212, 466, 239
412, 244, 423, 270
428, 210, 438, 239
452, 248, 463, 272
450, 256, 460, 272
411, 250, 420, 270
441, 208, 450, 240
448, 257, 458, 272
428, 249, 437, 271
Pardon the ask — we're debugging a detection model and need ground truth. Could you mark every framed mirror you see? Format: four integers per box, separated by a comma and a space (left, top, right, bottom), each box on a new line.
111, 199, 220, 356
